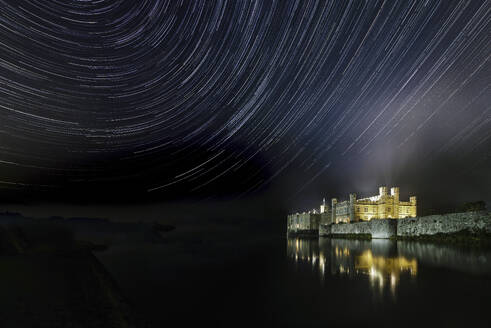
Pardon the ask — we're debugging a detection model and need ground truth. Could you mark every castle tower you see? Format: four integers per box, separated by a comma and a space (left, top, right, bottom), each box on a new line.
331, 198, 337, 224
379, 186, 387, 197
391, 187, 400, 218
410, 196, 417, 217
349, 193, 357, 222
320, 198, 326, 214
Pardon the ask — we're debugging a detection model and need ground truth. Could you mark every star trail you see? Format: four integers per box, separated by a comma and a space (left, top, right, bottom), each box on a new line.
0, 0, 490, 206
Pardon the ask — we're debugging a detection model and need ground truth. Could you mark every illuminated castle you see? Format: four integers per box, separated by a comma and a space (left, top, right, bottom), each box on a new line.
328, 186, 417, 224
287, 186, 417, 234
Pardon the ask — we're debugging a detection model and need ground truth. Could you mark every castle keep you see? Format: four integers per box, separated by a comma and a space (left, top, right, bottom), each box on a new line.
331, 186, 417, 224
287, 186, 417, 236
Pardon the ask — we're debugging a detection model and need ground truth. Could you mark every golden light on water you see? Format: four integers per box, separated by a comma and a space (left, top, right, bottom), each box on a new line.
355, 250, 417, 294
356, 250, 418, 278
287, 238, 418, 296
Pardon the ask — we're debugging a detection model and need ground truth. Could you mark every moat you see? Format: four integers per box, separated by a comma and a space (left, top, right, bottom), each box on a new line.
1, 211, 489, 327
93, 235, 490, 327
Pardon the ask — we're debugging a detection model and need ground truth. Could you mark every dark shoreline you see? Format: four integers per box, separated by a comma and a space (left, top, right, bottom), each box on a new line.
0, 227, 137, 327
0, 212, 177, 328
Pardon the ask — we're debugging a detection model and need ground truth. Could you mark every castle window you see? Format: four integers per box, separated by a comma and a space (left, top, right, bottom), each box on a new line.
357, 207, 360, 212
364, 207, 368, 212
387, 207, 391, 212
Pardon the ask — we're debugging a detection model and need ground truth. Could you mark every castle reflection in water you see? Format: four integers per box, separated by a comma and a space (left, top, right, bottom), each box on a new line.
287, 237, 491, 296
287, 238, 416, 295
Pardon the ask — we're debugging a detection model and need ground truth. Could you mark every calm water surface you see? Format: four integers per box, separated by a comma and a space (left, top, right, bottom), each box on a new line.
96, 235, 491, 327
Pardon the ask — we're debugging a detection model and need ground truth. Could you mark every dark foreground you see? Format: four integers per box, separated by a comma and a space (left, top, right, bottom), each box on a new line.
1, 213, 490, 327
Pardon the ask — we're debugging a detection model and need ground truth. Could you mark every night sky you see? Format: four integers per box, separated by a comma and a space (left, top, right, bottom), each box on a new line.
0, 1, 490, 213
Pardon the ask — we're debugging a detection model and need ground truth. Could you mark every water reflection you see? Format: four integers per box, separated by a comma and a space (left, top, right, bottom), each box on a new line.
355, 249, 417, 295
287, 237, 491, 298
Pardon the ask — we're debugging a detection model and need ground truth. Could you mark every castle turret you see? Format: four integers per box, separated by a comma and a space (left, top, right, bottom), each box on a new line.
379, 186, 387, 197
349, 193, 357, 222
320, 198, 326, 214
331, 198, 337, 224
391, 187, 400, 218
410, 196, 417, 217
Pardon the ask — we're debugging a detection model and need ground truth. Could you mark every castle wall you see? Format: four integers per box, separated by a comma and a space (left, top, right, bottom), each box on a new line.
319, 212, 331, 236
397, 211, 491, 236
287, 213, 321, 235
330, 219, 397, 238
319, 212, 331, 225
331, 221, 371, 235
319, 224, 330, 236
323, 211, 491, 239
370, 219, 398, 238
334, 201, 350, 223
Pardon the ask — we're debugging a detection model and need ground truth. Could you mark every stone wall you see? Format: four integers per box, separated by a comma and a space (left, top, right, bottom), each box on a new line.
370, 219, 398, 238
325, 211, 491, 239
397, 211, 491, 236
330, 219, 397, 238
287, 213, 320, 235
331, 221, 371, 235
319, 224, 331, 236
287, 230, 319, 237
